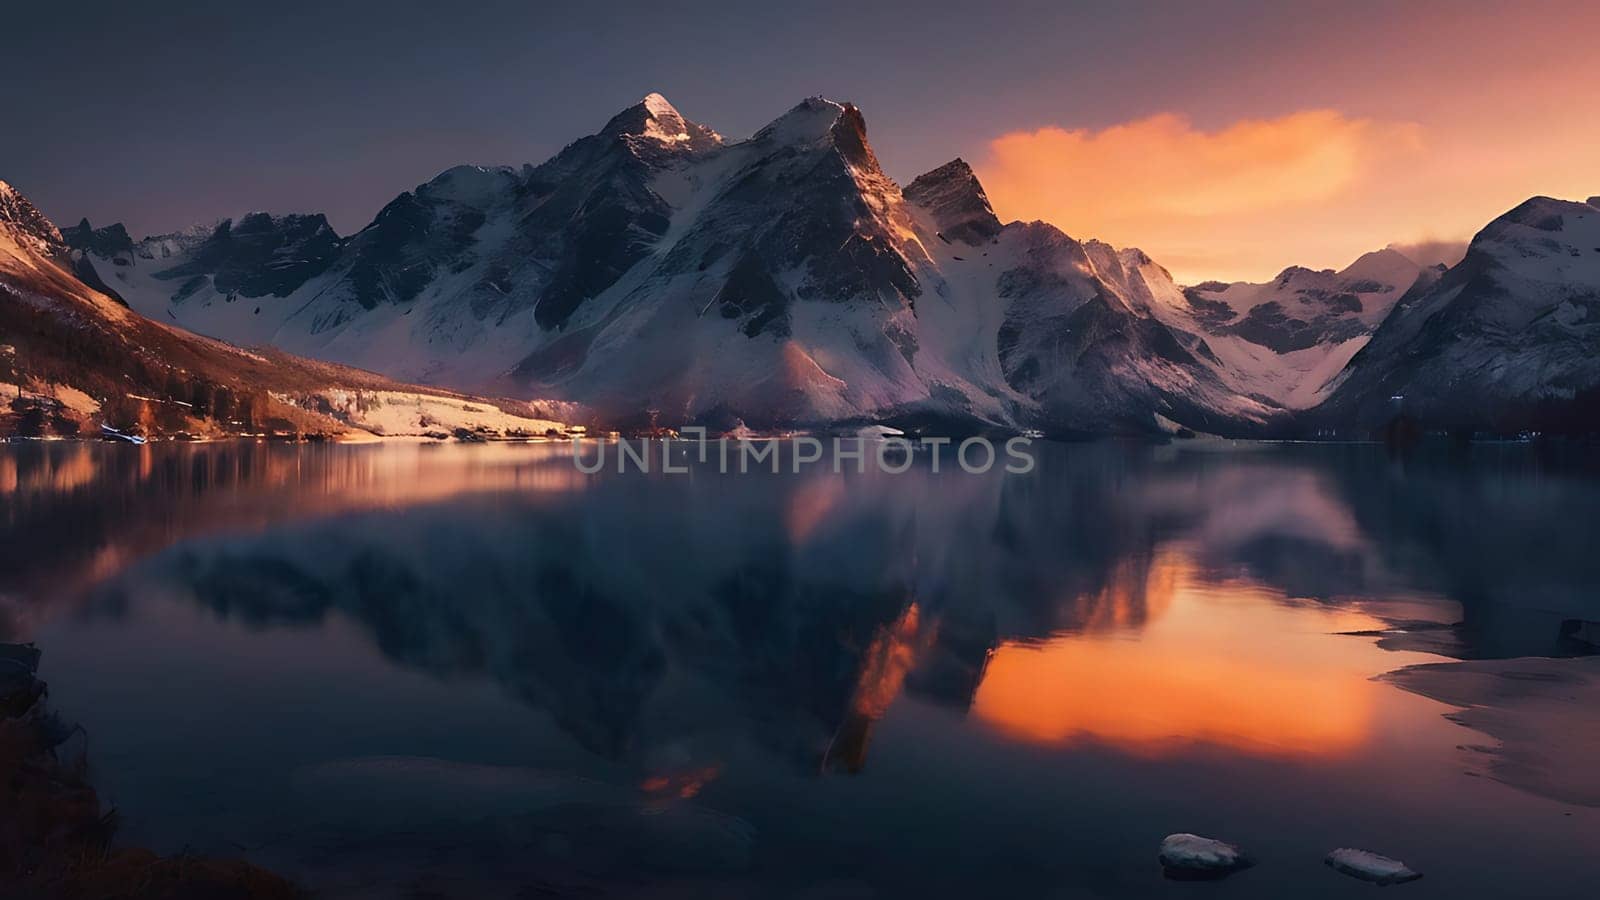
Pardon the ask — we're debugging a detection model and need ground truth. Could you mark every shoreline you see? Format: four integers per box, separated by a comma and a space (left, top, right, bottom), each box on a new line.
1382, 655, 1600, 809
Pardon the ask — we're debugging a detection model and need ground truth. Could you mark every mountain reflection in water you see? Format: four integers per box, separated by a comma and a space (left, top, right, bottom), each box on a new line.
4, 439, 1599, 898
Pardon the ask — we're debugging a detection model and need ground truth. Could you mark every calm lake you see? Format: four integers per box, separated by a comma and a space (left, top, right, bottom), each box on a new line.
2, 439, 1597, 898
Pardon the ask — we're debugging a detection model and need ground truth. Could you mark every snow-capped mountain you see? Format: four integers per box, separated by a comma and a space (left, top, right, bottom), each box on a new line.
1, 179, 566, 439
52, 93, 1597, 437
1314, 196, 1600, 434
897, 166, 1274, 434
65, 95, 1275, 434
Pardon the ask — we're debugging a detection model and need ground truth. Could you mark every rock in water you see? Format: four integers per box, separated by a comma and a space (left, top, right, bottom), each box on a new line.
1324, 848, 1423, 885
1158, 833, 1253, 880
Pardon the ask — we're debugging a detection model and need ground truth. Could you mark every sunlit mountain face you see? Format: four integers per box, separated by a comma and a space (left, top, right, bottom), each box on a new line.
5, 441, 1599, 896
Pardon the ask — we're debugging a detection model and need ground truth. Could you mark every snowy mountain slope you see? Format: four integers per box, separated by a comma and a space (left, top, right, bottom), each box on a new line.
901, 190, 1276, 434
1, 180, 566, 439
67, 95, 739, 388
894, 165, 1423, 424
60, 212, 342, 349
1185, 248, 1422, 347
1314, 195, 1600, 434
1127, 248, 1431, 410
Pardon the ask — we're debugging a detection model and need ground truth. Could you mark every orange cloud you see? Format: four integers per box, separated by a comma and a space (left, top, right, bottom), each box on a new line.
973, 100, 1600, 285
1385, 238, 1468, 269
984, 110, 1420, 223
974, 110, 1460, 284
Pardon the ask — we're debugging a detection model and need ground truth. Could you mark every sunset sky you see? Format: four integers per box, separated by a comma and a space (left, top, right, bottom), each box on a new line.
6, 0, 1596, 283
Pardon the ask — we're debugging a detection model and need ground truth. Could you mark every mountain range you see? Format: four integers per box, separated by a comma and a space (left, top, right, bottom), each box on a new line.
0, 182, 567, 439
9, 93, 1600, 438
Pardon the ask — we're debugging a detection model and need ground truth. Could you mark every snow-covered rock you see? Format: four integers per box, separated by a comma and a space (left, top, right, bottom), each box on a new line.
1324, 848, 1423, 885
1157, 833, 1253, 879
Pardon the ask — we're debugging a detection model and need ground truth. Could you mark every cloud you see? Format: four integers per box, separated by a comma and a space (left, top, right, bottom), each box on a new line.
980, 109, 1422, 226
1386, 238, 1469, 269
973, 110, 1429, 282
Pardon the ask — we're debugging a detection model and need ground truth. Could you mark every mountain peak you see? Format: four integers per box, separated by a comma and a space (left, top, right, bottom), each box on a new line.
747, 98, 888, 177
1465, 194, 1600, 282
601, 92, 722, 150
829, 102, 880, 171
639, 92, 678, 119
1338, 247, 1422, 287
904, 158, 1002, 245
59, 217, 135, 258
754, 97, 849, 146
1476, 195, 1594, 247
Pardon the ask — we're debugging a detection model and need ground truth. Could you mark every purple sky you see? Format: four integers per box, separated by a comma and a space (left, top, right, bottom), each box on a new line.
6, 0, 1595, 281
0, 1, 1371, 233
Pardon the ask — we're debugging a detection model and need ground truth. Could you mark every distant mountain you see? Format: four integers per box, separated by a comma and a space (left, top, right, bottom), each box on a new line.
1125, 248, 1428, 411
1, 180, 565, 439
1186, 249, 1424, 352
1314, 196, 1600, 435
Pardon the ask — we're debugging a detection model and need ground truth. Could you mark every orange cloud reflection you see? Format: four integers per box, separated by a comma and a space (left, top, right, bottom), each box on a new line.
971, 552, 1389, 759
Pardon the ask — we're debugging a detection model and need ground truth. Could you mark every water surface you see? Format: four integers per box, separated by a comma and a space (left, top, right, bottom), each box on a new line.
3, 440, 1597, 898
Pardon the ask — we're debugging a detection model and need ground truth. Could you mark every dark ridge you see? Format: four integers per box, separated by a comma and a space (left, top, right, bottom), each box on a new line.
68, 254, 127, 306
830, 103, 882, 172
59, 218, 134, 258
